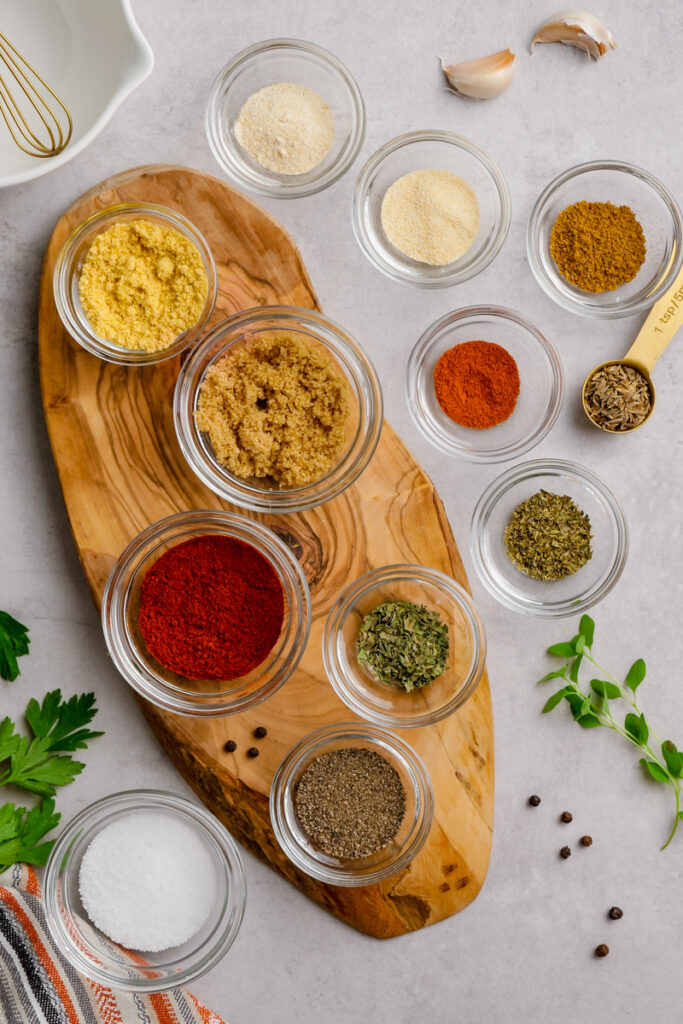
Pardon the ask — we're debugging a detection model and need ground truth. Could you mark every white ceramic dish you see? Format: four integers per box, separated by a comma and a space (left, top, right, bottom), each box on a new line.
0, 0, 153, 188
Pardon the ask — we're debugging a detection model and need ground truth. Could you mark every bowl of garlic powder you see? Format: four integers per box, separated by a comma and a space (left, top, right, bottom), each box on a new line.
353, 130, 510, 288
206, 38, 366, 199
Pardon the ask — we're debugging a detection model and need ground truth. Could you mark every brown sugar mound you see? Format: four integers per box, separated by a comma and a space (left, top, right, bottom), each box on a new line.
195, 330, 350, 488
549, 200, 646, 293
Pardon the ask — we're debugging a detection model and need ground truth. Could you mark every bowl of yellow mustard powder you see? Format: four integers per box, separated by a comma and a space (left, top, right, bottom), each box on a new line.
352, 130, 510, 288
206, 38, 365, 199
174, 306, 383, 513
527, 160, 683, 319
54, 203, 217, 364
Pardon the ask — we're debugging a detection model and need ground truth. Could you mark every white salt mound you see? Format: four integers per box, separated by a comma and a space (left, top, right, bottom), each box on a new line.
234, 81, 334, 175
78, 810, 217, 952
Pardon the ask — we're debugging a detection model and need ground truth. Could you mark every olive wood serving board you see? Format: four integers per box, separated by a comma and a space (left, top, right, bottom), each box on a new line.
38, 165, 494, 938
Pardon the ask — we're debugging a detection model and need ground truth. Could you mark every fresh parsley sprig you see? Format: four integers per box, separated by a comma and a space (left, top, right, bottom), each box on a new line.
539, 614, 683, 849
0, 689, 103, 870
0, 611, 30, 682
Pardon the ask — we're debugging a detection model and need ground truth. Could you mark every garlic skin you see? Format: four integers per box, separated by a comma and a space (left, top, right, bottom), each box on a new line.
531, 10, 616, 59
441, 49, 516, 100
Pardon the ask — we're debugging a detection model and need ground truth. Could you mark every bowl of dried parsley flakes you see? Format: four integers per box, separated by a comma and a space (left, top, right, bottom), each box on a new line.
470, 459, 629, 617
527, 160, 683, 319
322, 564, 486, 727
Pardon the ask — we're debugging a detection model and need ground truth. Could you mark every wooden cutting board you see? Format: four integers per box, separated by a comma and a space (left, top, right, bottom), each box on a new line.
38, 165, 494, 938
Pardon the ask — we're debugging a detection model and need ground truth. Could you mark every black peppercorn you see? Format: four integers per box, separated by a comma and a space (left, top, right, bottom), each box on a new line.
560, 846, 571, 859
608, 907, 623, 920
247, 747, 260, 758
224, 740, 237, 753
580, 835, 593, 847
595, 944, 609, 958
254, 726, 268, 739
560, 811, 573, 823
528, 795, 541, 806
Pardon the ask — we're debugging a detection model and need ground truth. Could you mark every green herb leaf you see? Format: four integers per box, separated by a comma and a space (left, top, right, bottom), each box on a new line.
538, 668, 569, 683
564, 692, 586, 718
569, 655, 583, 682
591, 679, 622, 700
0, 611, 30, 682
577, 713, 602, 728
625, 712, 649, 745
662, 741, 682, 778
625, 659, 646, 692
547, 642, 576, 658
2, 736, 85, 797
579, 615, 595, 648
640, 759, 669, 784
543, 687, 572, 713
0, 798, 60, 872
0, 717, 21, 762
25, 690, 103, 751
573, 634, 585, 655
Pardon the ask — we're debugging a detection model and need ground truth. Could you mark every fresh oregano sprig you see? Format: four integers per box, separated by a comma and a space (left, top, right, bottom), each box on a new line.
539, 614, 683, 850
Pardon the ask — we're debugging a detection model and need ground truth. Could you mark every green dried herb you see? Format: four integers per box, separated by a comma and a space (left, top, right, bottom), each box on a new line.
504, 489, 592, 581
356, 600, 449, 692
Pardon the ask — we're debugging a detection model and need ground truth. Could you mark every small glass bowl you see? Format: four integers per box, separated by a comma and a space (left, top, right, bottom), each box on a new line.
352, 130, 510, 288
174, 305, 383, 514
43, 790, 246, 992
53, 202, 218, 364
206, 38, 365, 198
270, 722, 434, 886
101, 509, 311, 716
527, 160, 683, 319
406, 305, 563, 463
470, 459, 629, 617
322, 564, 486, 728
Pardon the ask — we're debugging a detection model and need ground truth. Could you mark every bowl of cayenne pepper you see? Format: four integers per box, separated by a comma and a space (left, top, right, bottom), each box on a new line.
406, 305, 564, 464
102, 510, 311, 716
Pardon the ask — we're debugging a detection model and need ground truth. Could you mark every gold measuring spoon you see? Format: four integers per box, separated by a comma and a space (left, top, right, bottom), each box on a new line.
582, 265, 683, 433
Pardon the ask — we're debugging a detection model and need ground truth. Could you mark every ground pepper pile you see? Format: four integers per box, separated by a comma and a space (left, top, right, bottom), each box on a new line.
433, 339, 520, 429
138, 535, 285, 680
549, 201, 646, 293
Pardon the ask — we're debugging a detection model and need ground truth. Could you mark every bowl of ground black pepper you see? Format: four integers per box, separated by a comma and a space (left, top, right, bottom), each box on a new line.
102, 509, 311, 715
527, 160, 683, 319
53, 203, 217, 364
206, 39, 365, 199
353, 130, 510, 288
407, 306, 563, 462
270, 722, 434, 886
174, 305, 382, 513
470, 459, 628, 617
323, 564, 486, 727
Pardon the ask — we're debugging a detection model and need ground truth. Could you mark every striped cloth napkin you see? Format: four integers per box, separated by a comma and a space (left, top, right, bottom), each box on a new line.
0, 864, 226, 1024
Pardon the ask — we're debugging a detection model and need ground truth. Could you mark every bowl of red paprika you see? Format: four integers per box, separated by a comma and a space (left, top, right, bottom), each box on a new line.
102, 510, 311, 716
406, 305, 564, 463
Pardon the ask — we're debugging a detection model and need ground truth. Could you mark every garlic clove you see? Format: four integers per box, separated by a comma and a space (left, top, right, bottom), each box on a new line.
441, 48, 516, 100
531, 10, 616, 59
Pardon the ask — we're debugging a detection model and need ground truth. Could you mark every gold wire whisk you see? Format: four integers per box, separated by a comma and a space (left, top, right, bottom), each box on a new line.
0, 32, 72, 158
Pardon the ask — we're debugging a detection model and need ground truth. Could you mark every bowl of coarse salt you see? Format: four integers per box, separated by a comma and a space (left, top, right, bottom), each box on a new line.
43, 790, 246, 992
206, 38, 366, 198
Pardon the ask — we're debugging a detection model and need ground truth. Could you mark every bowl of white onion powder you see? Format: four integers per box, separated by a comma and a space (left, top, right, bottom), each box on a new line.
43, 790, 246, 992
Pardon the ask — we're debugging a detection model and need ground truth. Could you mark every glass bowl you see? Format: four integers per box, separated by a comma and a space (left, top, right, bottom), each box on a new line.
270, 722, 434, 886
470, 459, 629, 617
101, 509, 311, 716
206, 38, 365, 198
43, 789, 246, 992
527, 160, 683, 319
53, 202, 217, 364
352, 130, 510, 288
322, 564, 486, 728
174, 305, 383, 514
406, 305, 563, 463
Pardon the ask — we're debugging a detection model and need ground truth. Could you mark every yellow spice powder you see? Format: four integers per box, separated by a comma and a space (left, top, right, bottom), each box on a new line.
79, 219, 208, 352
195, 331, 350, 488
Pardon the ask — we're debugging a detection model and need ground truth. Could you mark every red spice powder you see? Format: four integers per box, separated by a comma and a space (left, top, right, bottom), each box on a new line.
138, 535, 285, 681
433, 339, 520, 429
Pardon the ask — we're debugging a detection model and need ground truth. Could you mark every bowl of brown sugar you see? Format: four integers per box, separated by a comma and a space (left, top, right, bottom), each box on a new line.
174, 305, 383, 513
527, 160, 683, 319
